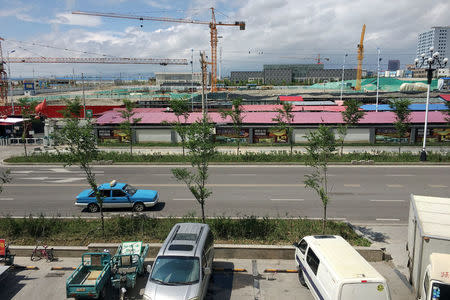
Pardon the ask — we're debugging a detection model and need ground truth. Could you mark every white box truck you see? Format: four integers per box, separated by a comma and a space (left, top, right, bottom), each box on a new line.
407, 194, 450, 300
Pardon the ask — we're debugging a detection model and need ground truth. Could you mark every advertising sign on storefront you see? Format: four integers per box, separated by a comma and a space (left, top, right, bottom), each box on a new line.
253, 128, 288, 144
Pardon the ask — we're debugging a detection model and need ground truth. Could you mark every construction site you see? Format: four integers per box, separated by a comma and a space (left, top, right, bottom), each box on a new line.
0, 10, 449, 145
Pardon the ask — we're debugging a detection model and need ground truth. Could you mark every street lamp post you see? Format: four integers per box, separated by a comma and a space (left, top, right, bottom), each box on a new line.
6, 49, 15, 115
415, 47, 448, 161
340, 53, 348, 102
375, 48, 381, 112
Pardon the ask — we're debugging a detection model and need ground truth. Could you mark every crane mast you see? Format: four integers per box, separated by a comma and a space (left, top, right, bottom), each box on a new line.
73, 8, 245, 92
356, 24, 366, 91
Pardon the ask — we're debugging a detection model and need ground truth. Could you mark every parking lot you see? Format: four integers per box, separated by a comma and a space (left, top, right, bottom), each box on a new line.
0, 256, 413, 300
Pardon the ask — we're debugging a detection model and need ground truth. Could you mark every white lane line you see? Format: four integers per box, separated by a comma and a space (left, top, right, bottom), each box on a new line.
271, 198, 304, 201
370, 199, 405, 202
173, 198, 196, 201
11, 171, 33, 174
428, 184, 448, 188
329, 217, 347, 221
387, 184, 404, 188
0, 198, 14, 201
344, 184, 361, 187
227, 174, 257, 176
385, 174, 415, 177
376, 218, 400, 221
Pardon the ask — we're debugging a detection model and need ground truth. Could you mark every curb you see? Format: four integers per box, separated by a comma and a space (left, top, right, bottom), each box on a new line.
9, 243, 388, 262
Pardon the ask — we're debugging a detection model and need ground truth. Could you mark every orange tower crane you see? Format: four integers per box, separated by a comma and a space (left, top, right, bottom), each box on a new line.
355, 24, 366, 91
72, 8, 246, 93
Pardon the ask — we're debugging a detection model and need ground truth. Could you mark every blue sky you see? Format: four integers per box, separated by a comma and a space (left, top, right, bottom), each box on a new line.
1, 0, 449, 78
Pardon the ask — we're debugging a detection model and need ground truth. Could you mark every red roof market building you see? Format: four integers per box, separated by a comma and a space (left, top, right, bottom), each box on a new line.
278, 96, 304, 101
94, 108, 449, 145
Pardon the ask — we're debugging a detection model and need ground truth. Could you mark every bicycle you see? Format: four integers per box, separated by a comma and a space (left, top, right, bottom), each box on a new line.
31, 243, 55, 262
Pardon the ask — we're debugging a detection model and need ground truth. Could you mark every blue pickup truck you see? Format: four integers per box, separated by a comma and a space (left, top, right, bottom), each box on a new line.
75, 180, 159, 213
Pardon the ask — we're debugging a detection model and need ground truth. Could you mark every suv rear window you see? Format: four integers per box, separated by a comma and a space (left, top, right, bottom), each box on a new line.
299, 239, 308, 254
306, 248, 320, 275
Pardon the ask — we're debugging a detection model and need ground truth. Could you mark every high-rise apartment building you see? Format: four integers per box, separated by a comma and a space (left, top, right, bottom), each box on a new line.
417, 26, 450, 63
388, 60, 400, 71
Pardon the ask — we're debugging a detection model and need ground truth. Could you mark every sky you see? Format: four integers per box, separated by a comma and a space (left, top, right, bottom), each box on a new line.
1, 0, 449, 78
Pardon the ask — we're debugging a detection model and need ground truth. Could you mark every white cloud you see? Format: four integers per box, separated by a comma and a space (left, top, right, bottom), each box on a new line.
145, 0, 172, 9
50, 13, 102, 27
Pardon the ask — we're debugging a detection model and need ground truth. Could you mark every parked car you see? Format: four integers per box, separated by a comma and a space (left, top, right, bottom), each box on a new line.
294, 235, 391, 300
143, 223, 214, 300
76, 180, 159, 213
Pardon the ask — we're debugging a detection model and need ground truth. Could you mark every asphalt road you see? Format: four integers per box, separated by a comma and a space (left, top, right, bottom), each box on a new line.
0, 165, 449, 223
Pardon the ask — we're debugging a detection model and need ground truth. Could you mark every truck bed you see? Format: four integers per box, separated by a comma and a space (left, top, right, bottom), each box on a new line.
70, 267, 104, 285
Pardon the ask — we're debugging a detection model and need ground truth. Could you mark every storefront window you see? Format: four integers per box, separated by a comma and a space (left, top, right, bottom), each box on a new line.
215, 128, 250, 144
253, 128, 287, 144
416, 128, 450, 143
375, 128, 410, 143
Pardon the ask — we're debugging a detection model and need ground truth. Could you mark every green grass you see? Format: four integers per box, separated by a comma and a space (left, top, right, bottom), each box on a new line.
0, 216, 370, 247
5, 150, 450, 163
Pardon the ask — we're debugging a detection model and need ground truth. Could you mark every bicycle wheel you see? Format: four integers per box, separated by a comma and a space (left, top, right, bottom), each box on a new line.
47, 250, 54, 262
31, 250, 40, 261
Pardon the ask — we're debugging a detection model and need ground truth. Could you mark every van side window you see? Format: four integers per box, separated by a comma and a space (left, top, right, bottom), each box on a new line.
299, 239, 308, 254
306, 248, 320, 275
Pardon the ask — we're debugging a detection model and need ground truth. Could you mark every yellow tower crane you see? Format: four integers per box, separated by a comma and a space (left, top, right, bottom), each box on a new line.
355, 24, 366, 91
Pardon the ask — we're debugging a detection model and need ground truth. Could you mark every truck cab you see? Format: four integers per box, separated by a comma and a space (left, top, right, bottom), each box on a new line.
420, 253, 450, 300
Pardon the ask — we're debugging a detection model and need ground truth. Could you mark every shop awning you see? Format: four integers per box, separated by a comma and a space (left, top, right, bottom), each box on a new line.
0, 117, 26, 125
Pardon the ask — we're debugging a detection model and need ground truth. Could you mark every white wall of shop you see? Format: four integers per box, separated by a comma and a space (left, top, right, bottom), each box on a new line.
135, 129, 172, 142
293, 128, 370, 143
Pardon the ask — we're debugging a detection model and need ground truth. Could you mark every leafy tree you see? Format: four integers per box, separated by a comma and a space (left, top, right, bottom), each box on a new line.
389, 99, 412, 153
119, 99, 142, 156
171, 116, 216, 223
0, 169, 11, 194
18, 97, 38, 157
304, 125, 336, 234
170, 99, 190, 156
272, 102, 295, 154
60, 96, 83, 118
220, 98, 245, 155
338, 99, 366, 155
53, 101, 106, 236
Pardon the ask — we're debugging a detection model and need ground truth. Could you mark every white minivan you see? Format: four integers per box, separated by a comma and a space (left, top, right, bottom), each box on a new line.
294, 235, 391, 300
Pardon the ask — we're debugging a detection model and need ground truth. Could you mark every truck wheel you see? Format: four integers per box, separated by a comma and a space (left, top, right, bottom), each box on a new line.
133, 202, 145, 212
298, 270, 308, 288
88, 203, 100, 213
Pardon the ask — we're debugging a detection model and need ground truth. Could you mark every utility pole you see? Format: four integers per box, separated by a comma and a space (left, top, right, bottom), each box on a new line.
82, 72, 86, 119
376, 48, 381, 112
191, 48, 194, 112
340, 53, 348, 101
200, 51, 207, 116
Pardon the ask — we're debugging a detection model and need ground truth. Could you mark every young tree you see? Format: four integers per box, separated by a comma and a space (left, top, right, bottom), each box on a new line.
170, 99, 190, 156
304, 125, 336, 234
220, 98, 245, 155
389, 99, 412, 153
53, 102, 106, 236
171, 116, 216, 223
119, 99, 142, 156
442, 100, 450, 124
18, 98, 38, 157
272, 102, 295, 154
338, 99, 366, 155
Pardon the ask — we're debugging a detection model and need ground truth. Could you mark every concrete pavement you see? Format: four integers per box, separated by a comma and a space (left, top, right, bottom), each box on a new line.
0, 256, 413, 300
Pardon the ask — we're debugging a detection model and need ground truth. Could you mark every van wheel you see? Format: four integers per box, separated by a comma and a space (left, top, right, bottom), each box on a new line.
88, 203, 99, 213
298, 270, 308, 287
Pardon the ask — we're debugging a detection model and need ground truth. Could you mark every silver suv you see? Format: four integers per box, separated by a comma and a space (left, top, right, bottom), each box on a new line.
143, 223, 214, 300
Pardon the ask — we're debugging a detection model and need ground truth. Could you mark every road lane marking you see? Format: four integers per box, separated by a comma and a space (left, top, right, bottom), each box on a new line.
270, 198, 304, 201
385, 174, 415, 177
344, 184, 360, 187
11, 171, 33, 174
0, 198, 14, 201
173, 198, 196, 201
226, 174, 257, 176
3, 183, 303, 188
376, 218, 400, 221
386, 184, 404, 188
370, 199, 405, 202
428, 184, 448, 188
